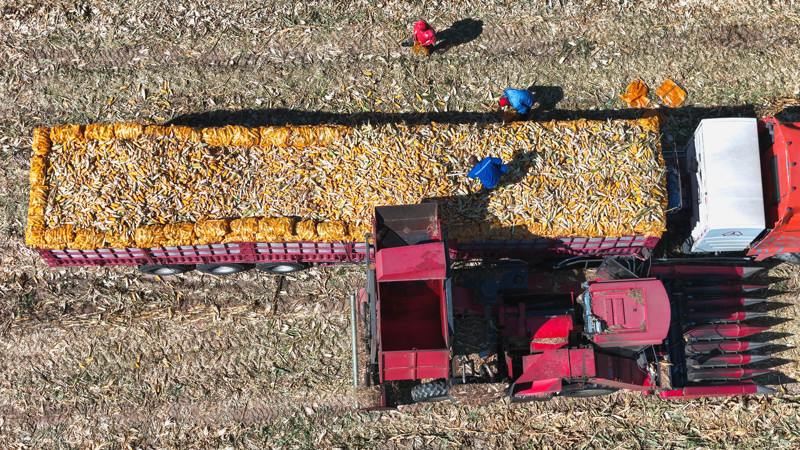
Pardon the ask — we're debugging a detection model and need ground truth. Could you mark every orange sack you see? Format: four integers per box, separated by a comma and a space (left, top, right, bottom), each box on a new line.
620, 79, 650, 108
655, 79, 687, 108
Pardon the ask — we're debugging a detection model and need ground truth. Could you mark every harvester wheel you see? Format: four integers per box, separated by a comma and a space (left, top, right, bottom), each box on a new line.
559, 384, 618, 398
138, 264, 194, 276
411, 380, 450, 403
197, 263, 254, 275
255, 262, 309, 274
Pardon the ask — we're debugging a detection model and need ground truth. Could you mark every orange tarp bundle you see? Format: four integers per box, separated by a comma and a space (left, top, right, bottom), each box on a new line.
620, 79, 650, 108
32, 127, 52, 156
223, 217, 260, 243
25, 215, 46, 247
85, 124, 115, 141
114, 123, 144, 140
45, 225, 75, 250
29, 156, 47, 186
105, 231, 134, 248
656, 79, 687, 108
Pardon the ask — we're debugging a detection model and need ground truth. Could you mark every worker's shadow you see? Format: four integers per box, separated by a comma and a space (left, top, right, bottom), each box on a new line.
431, 18, 483, 54
524, 85, 564, 117
423, 149, 548, 248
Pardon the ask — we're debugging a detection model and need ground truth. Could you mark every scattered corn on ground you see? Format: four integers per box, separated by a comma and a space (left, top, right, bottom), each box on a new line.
26, 118, 666, 249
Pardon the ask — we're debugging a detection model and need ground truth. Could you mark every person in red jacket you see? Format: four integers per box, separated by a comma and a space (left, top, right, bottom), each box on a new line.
401, 20, 436, 55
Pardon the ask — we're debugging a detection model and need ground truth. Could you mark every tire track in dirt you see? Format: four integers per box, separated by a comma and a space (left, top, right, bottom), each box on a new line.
7, 21, 796, 75
0, 306, 356, 432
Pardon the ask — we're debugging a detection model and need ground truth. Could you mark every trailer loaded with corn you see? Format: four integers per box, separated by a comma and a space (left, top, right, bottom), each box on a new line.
23, 114, 799, 402
26, 117, 669, 275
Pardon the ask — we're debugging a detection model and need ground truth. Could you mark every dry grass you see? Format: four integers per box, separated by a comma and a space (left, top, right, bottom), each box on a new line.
2, 0, 800, 447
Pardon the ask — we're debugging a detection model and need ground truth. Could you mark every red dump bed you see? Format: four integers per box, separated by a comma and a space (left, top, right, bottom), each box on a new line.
377, 278, 450, 381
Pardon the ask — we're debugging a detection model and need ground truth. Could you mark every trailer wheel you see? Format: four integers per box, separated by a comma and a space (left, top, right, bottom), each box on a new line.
138, 264, 195, 276
559, 384, 618, 398
411, 380, 450, 403
255, 262, 309, 274
197, 263, 254, 276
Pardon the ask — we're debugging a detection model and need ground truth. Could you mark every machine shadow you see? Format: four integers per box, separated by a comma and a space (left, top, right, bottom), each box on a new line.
166, 103, 759, 150
430, 18, 484, 54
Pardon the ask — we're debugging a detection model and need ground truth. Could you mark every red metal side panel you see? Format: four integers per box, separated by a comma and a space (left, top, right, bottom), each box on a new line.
517, 348, 596, 385
748, 225, 800, 260
591, 352, 653, 391
449, 235, 659, 260
375, 242, 447, 282
38, 240, 369, 267
381, 350, 449, 381
659, 382, 761, 399
749, 120, 800, 260
38, 247, 152, 267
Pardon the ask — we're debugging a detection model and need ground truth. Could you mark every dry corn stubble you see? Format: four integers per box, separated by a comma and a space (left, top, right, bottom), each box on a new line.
27, 119, 666, 249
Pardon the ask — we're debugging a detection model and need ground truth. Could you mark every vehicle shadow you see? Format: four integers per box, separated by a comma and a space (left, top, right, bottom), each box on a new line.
166, 103, 758, 151
421, 148, 555, 260
430, 18, 483, 54
775, 105, 800, 123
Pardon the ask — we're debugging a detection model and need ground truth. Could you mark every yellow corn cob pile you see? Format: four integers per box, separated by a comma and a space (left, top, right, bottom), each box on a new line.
26, 118, 666, 249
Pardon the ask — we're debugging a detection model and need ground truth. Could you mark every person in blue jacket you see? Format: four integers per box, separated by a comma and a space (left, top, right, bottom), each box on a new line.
499, 88, 537, 115
468, 155, 508, 193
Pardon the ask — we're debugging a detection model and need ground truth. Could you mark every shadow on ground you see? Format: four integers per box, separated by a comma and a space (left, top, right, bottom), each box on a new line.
166, 103, 759, 150
431, 18, 483, 54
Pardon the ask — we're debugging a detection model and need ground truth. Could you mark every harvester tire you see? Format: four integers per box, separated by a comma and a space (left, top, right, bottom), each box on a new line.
138, 264, 195, 276
197, 263, 254, 276
256, 262, 309, 274
411, 380, 450, 403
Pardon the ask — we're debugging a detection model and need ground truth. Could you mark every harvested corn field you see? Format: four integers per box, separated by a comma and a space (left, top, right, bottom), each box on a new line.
27, 118, 665, 249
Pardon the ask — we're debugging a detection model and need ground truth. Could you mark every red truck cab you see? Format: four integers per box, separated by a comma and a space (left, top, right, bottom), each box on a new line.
686, 117, 800, 260
748, 119, 800, 260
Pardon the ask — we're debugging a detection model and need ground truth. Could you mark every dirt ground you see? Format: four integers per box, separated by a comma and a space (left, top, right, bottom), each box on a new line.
2, 0, 800, 447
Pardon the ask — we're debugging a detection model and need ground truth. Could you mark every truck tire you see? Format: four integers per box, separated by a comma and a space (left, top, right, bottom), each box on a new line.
197, 263, 254, 276
255, 262, 309, 274
138, 264, 194, 276
411, 380, 450, 403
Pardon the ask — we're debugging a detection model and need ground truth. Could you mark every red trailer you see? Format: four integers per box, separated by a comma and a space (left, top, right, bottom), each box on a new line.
360, 204, 780, 406
34, 231, 658, 276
